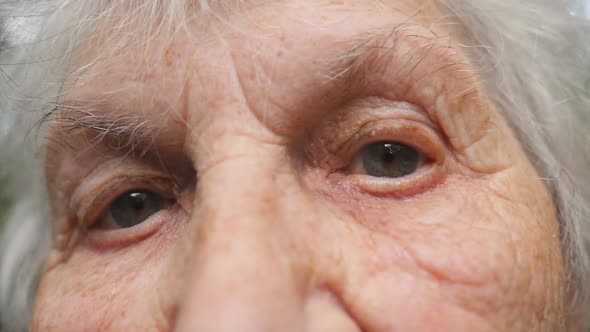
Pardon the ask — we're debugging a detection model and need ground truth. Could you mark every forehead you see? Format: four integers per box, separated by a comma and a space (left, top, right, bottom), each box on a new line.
63, 0, 460, 121
48, 0, 486, 170
69, 0, 446, 82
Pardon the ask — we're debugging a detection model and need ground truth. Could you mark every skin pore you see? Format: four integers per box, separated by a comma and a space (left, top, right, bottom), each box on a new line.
32, 0, 566, 331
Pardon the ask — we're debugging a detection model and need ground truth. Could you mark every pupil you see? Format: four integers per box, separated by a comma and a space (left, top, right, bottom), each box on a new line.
129, 193, 147, 211
382, 144, 399, 163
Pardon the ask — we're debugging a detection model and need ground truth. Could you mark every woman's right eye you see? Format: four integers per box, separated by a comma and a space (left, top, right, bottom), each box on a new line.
96, 190, 169, 229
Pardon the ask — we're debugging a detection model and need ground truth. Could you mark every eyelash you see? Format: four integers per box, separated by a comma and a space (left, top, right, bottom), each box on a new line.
337, 120, 442, 161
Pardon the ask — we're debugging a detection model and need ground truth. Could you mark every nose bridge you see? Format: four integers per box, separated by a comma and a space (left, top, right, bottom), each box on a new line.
175, 157, 309, 331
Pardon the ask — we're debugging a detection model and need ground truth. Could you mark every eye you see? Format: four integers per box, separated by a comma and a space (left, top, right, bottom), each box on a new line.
360, 141, 420, 178
102, 190, 168, 229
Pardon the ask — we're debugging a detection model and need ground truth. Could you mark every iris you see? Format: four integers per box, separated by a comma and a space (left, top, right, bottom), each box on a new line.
361, 142, 420, 178
109, 190, 166, 228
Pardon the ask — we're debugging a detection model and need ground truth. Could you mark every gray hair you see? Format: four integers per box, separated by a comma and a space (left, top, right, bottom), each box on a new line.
1, 0, 589, 331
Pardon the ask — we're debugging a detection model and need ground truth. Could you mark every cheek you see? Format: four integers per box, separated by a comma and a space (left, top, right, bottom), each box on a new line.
33, 257, 127, 331
326, 174, 563, 330
32, 168, 564, 331
32, 228, 183, 331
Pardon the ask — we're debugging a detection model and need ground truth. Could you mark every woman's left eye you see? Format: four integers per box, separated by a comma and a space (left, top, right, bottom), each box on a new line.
358, 141, 421, 178
100, 190, 168, 229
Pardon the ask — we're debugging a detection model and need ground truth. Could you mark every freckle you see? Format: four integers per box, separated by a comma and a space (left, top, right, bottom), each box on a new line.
276, 50, 284, 57
164, 47, 176, 67
120, 309, 127, 319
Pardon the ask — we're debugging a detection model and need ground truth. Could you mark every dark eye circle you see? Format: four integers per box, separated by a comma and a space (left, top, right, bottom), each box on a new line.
361, 141, 420, 178
109, 190, 166, 228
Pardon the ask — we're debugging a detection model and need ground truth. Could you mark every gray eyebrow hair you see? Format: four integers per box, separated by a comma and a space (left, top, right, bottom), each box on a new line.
41, 100, 156, 156
322, 23, 477, 96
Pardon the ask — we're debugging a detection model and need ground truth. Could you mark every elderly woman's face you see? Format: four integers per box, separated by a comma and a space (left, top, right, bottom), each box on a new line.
32, 1, 565, 331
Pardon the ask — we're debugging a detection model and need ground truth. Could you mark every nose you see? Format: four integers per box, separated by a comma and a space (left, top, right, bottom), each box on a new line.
173, 157, 359, 332
174, 209, 305, 332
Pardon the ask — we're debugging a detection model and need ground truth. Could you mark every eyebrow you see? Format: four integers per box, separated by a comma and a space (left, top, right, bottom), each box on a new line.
322, 24, 474, 97
43, 101, 158, 157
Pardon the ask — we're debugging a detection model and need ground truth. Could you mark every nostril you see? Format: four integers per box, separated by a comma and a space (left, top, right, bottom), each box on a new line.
304, 287, 362, 332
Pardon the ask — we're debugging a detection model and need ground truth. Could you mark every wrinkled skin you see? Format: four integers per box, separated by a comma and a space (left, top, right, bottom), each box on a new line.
32, 1, 566, 331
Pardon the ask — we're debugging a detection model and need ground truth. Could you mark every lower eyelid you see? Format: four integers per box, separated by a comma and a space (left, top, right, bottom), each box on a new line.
331, 161, 447, 198
83, 206, 183, 249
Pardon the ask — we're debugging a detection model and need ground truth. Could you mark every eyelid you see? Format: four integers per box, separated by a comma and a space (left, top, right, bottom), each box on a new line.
71, 172, 176, 230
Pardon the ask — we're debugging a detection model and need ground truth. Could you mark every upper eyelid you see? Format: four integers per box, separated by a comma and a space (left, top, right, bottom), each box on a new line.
335, 117, 442, 152
308, 100, 445, 161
